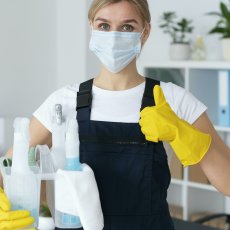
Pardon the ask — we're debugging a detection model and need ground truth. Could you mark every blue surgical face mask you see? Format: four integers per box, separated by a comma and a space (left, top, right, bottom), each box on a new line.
89, 30, 143, 73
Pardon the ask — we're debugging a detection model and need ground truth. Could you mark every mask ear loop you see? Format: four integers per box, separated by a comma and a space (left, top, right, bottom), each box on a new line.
136, 29, 145, 58
89, 20, 94, 32
137, 23, 150, 58
140, 22, 151, 39
140, 27, 145, 38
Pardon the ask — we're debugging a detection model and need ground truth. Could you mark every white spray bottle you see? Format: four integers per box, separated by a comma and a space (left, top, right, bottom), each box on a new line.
65, 119, 82, 171
6, 117, 40, 228
50, 104, 66, 171
11, 117, 32, 174
47, 104, 66, 221
60, 119, 82, 228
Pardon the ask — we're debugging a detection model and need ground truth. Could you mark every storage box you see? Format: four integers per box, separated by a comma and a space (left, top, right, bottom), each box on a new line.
1, 165, 41, 228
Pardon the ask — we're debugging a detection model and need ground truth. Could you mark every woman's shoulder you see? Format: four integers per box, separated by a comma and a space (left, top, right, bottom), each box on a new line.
159, 81, 207, 124
41, 83, 80, 107
33, 83, 80, 132
160, 81, 186, 107
51, 83, 80, 99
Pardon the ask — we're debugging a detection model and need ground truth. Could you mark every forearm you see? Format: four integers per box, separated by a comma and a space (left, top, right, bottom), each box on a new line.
199, 141, 230, 196
193, 113, 230, 196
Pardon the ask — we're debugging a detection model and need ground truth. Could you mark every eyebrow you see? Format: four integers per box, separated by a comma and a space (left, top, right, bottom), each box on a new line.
95, 17, 139, 24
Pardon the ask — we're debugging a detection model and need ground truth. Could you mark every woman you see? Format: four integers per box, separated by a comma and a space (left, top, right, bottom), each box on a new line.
1, 0, 230, 229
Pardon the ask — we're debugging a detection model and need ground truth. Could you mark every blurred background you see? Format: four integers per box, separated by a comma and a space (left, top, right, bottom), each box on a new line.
0, 0, 221, 118
1, 1, 230, 229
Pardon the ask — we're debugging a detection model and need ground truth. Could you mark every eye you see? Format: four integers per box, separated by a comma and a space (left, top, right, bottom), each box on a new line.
98, 23, 110, 31
121, 24, 134, 32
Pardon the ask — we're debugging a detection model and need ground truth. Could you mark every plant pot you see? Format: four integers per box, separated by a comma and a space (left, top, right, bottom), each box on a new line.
221, 38, 230, 61
38, 216, 55, 230
169, 43, 191, 61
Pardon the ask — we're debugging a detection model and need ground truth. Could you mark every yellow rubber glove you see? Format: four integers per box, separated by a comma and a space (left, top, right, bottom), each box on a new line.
0, 187, 35, 230
139, 85, 212, 166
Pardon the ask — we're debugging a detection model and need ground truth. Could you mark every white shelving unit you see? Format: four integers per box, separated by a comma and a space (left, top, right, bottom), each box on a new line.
140, 60, 230, 221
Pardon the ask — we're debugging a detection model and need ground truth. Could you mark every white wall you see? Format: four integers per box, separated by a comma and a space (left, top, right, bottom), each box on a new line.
0, 0, 89, 151
56, 0, 89, 88
140, 0, 222, 63
55, 0, 100, 83
0, 0, 57, 118
86, 0, 101, 78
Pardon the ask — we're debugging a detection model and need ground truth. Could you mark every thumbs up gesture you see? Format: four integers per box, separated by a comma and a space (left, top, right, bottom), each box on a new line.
139, 85, 211, 166
139, 85, 179, 142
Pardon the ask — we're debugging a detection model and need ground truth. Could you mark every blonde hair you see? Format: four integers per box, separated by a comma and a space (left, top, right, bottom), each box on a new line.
88, 0, 151, 24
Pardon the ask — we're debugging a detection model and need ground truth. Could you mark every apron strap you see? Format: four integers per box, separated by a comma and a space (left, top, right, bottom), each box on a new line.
76, 78, 94, 121
140, 77, 160, 111
76, 78, 94, 110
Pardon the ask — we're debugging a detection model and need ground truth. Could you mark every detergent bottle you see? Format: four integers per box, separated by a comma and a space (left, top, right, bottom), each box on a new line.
47, 104, 66, 220
6, 117, 41, 228
61, 119, 82, 228
50, 104, 66, 171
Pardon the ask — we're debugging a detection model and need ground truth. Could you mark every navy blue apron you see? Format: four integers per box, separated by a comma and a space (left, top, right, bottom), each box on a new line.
55, 77, 175, 230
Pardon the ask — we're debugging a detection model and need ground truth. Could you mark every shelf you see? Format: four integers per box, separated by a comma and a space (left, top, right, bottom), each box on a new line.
187, 181, 217, 192
142, 60, 230, 70
215, 125, 230, 132
171, 179, 218, 192
171, 178, 184, 186
142, 61, 230, 218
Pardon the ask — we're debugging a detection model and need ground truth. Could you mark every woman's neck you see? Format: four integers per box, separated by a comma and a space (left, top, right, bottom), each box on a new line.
93, 61, 145, 91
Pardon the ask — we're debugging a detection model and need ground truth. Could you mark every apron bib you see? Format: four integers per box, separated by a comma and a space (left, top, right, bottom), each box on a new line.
56, 77, 175, 230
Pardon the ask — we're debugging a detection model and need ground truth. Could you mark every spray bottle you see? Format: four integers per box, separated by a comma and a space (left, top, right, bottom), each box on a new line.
47, 104, 67, 220
7, 117, 40, 227
50, 104, 66, 171
61, 119, 82, 228
11, 118, 32, 174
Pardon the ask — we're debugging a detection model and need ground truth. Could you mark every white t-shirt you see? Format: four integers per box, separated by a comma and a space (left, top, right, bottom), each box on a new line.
33, 79, 207, 159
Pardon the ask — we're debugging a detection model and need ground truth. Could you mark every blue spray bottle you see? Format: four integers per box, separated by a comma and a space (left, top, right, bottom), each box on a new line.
61, 119, 82, 228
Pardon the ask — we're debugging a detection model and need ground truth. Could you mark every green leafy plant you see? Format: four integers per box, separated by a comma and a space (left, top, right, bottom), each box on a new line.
39, 202, 52, 217
159, 12, 194, 44
207, 1, 230, 38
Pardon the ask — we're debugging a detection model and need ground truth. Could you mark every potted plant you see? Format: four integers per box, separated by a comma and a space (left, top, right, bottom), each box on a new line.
159, 12, 194, 60
38, 202, 55, 230
207, 1, 230, 61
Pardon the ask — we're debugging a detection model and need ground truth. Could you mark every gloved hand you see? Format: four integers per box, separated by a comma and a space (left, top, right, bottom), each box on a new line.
0, 187, 35, 230
139, 85, 211, 166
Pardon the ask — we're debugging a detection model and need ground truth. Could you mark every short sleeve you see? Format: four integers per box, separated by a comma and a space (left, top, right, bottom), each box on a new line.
33, 84, 79, 132
33, 91, 58, 132
160, 82, 207, 124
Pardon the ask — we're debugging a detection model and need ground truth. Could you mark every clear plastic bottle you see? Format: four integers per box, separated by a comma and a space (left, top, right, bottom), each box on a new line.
61, 119, 82, 228
65, 119, 82, 171
11, 117, 32, 174
49, 104, 66, 220
8, 117, 40, 228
